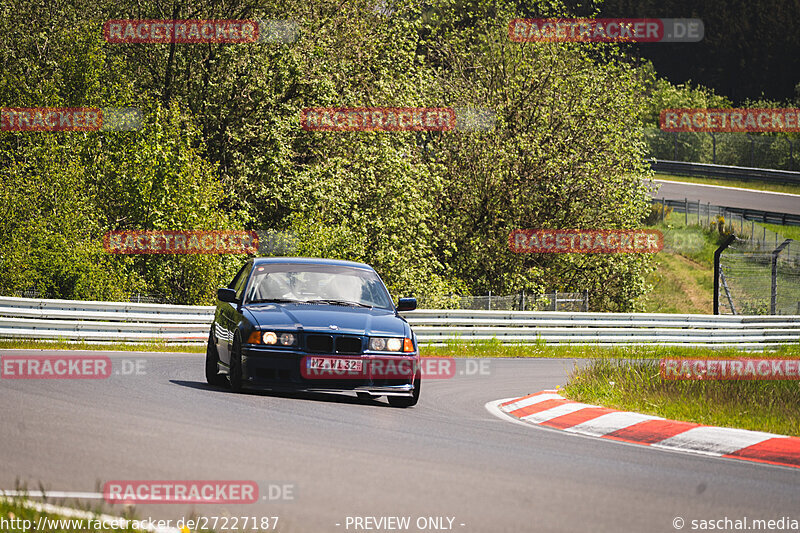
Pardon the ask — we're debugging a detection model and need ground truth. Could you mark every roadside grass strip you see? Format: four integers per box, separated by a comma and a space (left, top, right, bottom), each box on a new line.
497, 391, 800, 469
0, 493, 181, 533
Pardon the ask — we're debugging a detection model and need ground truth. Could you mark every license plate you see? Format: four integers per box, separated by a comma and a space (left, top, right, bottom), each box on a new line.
307, 357, 363, 372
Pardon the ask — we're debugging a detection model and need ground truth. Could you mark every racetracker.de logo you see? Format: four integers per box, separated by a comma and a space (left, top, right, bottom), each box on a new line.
1, 356, 111, 379
301, 357, 458, 380
661, 359, 800, 380
509, 229, 663, 254
103, 481, 258, 504
300, 107, 455, 132
509, 18, 703, 43
1, 107, 142, 132
103, 230, 259, 254
104, 20, 258, 43
660, 108, 800, 133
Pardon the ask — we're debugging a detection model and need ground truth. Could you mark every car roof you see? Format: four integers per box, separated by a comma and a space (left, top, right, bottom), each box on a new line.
251, 256, 375, 271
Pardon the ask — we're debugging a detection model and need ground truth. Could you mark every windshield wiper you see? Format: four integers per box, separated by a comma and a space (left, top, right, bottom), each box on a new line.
247, 298, 303, 305
305, 299, 373, 308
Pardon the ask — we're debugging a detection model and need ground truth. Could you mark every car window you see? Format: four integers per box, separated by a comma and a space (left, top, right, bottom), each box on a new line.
231, 262, 252, 301
228, 263, 248, 290
245, 263, 393, 309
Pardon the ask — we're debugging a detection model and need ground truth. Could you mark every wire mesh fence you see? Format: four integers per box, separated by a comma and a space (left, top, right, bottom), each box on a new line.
13, 289, 176, 305
416, 291, 589, 311
651, 199, 799, 315
644, 128, 800, 171
718, 237, 800, 315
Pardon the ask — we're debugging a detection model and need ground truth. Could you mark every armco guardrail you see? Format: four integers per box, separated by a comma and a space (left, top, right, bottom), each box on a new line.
0, 297, 214, 343
654, 198, 800, 227
649, 159, 800, 185
407, 309, 800, 349
1, 297, 800, 348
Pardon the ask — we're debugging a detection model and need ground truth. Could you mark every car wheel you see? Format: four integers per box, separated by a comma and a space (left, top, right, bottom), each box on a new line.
388, 371, 421, 408
228, 333, 244, 393
205, 329, 228, 387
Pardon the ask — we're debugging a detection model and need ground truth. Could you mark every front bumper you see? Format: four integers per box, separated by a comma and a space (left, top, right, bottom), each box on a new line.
240, 346, 419, 397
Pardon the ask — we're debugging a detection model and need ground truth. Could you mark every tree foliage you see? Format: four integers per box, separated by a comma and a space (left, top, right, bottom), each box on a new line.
1, 0, 663, 309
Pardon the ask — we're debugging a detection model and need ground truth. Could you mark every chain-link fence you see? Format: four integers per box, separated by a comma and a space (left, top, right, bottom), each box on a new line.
644, 128, 800, 171
650, 199, 800, 315
13, 289, 176, 305
717, 236, 800, 316
416, 291, 589, 311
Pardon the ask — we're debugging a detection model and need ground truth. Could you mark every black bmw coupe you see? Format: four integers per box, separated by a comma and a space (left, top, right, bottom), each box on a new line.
206, 257, 421, 407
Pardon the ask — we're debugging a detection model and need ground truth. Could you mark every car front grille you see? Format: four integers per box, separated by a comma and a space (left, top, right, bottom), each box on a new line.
306, 334, 334, 353
304, 334, 363, 354
335, 335, 362, 354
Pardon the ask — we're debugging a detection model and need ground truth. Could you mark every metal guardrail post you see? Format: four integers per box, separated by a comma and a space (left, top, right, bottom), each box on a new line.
713, 235, 736, 315
771, 239, 793, 315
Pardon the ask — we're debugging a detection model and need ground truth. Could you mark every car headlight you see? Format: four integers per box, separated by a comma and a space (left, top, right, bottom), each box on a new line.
247, 330, 297, 346
369, 337, 405, 352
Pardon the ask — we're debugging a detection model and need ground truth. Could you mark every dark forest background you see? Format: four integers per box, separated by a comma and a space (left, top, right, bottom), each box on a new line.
561, 0, 800, 104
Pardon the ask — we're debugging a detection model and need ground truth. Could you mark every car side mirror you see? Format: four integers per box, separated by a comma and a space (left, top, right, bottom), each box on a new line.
217, 288, 238, 303
396, 297, 417, 312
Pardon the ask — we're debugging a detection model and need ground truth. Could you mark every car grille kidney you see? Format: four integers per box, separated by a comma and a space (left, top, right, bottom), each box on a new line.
304, 334, 363, 354
305, 334, 334, 353
335, 336, 362, 354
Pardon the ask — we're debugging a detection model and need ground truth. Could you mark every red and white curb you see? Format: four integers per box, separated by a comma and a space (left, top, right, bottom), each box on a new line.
487, 390, 800, 469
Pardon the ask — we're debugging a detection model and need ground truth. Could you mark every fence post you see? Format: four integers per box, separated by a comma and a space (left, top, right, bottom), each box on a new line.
771, 240, 793, 315
553, 290, 558, 311
711, 132, 716, 164
488, 290, 492, 311
673, 132, 678, 160
582, 289, 589, 312
714, 235, 736, 315
684, 197, 688, 225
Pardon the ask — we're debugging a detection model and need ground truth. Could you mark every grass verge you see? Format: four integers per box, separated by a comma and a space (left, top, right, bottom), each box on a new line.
3, 337, 799, 359
562, 351, 800, 437
0, 339, 204, 353
0, 496, 138, 533
419, 339, 800, 359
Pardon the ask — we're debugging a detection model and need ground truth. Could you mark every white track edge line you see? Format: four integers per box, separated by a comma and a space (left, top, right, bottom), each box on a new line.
653, 179, 800, 198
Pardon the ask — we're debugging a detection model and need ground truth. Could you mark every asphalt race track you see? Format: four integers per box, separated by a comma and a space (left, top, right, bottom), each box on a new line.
2, 351, 799, 533
652, 180, 800, 215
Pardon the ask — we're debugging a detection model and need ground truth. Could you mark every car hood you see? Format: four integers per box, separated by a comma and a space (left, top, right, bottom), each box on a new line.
243, 304, 407, 337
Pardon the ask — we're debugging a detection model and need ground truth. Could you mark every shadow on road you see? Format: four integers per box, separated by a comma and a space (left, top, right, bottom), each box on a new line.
169, 379, 389, 407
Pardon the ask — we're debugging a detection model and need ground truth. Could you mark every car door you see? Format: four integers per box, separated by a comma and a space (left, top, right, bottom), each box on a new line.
218, 260, 252, 366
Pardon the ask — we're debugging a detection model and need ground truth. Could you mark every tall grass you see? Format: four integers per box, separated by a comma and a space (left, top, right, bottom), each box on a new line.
564, 357, 800, 436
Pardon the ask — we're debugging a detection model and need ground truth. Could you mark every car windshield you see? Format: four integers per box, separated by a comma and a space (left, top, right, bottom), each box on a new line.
244, 263, 394, 309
